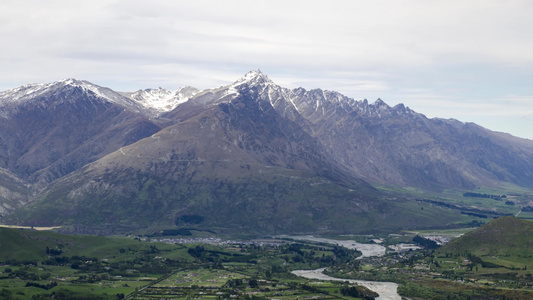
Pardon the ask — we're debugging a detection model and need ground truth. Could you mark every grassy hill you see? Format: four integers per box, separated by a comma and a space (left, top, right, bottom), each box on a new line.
0, 227, 186, 262
439, 216, 533, 256
436, 216, 533, 270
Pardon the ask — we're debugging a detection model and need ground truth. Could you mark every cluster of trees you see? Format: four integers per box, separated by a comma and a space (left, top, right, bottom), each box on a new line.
463, 192, 505, 200
29, 288, 120, 300
340, 285, 378, 300
187, 245, 257, 264
224, 278, 259, 289
413, 235, 440, 249
42, 255, 98, 267
522, 206, 533, 212
5, 269, 44, 281
25, 281, 57, 290
40, 250, 183, 279
280, 243, 360, 266
460, 211, 488, 218
398, 282, 476, 300
45, 246, 62, 256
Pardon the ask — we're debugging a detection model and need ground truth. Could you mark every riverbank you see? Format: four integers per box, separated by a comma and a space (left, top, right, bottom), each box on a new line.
292, 268, 400, 300
287, 235, 400, 299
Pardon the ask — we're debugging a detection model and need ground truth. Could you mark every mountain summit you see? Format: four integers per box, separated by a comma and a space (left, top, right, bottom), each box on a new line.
233, 69, 274, 86
0, 79, 145, 113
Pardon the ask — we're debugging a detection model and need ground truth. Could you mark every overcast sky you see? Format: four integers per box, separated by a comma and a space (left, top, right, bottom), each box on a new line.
1, 0, 532, 139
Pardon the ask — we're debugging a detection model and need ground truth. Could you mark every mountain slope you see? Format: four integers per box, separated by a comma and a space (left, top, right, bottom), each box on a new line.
11, 87, 388, 234
1, 71, 533, 234
230, 71, 533, 191
0, 167, 30, 217
0, 79, 161, 191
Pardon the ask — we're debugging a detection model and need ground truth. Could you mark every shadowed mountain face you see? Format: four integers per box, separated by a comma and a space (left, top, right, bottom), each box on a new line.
1, 71, 533, 234
11, 90, 383, 234
229, 73, 533, 191
0, 80, 161, 190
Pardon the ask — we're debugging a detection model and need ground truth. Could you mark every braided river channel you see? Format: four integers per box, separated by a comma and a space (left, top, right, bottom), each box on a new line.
286, 236, 401, 300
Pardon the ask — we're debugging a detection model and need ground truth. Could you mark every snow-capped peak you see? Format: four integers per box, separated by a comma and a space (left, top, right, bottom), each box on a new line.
217, 70, 275, 102
0, 82, 53, 106
60, 78, 85, 86
127, 86, 199, 112
0, 78, 148, 116
183, 70, 276, 107
372, 98, 388, 108
0, 79, 88, 107
59, 79, 149, 111
233, 69, 274, 87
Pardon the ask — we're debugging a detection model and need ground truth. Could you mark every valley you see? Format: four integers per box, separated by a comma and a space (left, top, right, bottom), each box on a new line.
1, 216, 532, 299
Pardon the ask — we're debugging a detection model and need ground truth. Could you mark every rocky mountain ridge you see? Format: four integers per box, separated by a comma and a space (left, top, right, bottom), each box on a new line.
174, 70, 533, 190
1, 71, 532, 234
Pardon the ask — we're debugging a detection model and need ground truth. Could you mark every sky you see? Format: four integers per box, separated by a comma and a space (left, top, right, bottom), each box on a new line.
1, 0, 533, 139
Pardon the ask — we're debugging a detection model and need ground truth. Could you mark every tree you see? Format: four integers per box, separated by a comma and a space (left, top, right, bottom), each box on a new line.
248, 279, 259, 288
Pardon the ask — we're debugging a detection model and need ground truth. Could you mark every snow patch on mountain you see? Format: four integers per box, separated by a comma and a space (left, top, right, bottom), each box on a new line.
63, 79, 143, 110
0, 79, 142, 110
0, 82, 55, 106
126, 86, 199, 112
233, 69, 274, 87
183, 72, 272, 107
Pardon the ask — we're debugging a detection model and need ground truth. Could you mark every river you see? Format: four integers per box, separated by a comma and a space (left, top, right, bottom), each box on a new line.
287, 235, 400, 300
281, 235, 387, 258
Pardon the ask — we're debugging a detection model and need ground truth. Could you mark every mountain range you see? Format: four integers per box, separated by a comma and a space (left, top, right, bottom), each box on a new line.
1, 70, 532, 234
